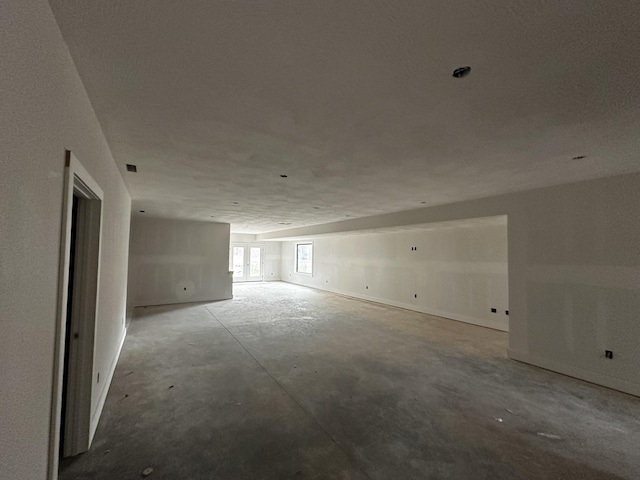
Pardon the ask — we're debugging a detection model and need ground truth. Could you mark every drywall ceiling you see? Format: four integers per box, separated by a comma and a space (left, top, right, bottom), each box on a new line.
49, 1, 640, 234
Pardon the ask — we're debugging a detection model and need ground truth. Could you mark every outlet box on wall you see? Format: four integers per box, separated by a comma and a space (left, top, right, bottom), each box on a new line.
175, 280, 195, 299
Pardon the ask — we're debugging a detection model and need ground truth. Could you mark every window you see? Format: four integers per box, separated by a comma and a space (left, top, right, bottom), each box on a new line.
296, 243, 313, 274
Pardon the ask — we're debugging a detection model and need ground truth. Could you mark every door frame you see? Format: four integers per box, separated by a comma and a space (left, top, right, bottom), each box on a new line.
49, 151, 103, 478
230, 243, 265, 282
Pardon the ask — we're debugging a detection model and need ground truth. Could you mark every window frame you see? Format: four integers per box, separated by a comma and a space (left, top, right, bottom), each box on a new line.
295, 242, 313, 275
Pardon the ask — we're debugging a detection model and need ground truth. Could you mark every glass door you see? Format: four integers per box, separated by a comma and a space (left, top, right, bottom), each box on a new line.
231, 246, 245, 281
248, 247, 262, 280
230, 244, 263, 282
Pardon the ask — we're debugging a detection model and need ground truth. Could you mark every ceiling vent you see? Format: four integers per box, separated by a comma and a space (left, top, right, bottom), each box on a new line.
126, 164, 137, 172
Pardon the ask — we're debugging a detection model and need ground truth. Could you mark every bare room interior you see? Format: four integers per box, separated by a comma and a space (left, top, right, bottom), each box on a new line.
1, 1, 639, 479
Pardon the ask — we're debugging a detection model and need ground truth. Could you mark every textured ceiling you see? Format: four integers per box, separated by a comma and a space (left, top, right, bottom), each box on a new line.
49, 1, 640, 233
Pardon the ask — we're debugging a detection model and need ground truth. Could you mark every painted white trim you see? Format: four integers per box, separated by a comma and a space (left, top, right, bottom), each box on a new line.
231, 243, 267, 282
89, 328, 126, 443
281, 280, 508, 332
49, 151, 104, 479
508, 349, 640, 398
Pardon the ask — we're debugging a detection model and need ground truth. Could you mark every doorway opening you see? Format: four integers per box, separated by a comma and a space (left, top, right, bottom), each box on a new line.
49, 152, 104, 477
60, 194, 78, 456
230, 244, 264, 282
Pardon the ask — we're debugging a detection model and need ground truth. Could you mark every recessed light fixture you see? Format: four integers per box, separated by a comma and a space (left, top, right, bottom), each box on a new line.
126, 164, 137, 172
572, 155, 586, 160
421, 201, 426, 204
233, 202, 239, 205
280, 174, 288, 178
452, 66, 471, 78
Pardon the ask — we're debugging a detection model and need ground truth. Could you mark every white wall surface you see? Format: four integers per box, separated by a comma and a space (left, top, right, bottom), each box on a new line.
230, 233, 257, 243
129, 218, 232, 306
264, 242, 282, 281
266, 173, 640, 397
282, 223, 509, 331
0, 1, 132, 477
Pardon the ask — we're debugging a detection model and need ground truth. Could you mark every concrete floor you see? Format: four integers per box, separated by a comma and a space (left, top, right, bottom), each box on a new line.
60, 282, 640, 479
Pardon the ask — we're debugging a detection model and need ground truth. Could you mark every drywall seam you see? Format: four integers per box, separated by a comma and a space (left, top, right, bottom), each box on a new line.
508, 349, 640, 398
89, 328, 126, 443
281, 280, 508, 332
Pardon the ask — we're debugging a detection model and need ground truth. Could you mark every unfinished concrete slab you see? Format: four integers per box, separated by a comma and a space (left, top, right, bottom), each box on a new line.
60, 283, 640, 479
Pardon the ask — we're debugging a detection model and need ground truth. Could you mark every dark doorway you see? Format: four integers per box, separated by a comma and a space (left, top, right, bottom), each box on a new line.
60, 195, 79, 457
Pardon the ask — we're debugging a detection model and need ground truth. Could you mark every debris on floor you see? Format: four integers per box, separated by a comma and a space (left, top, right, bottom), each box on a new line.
103, 450, 110, 455
505, 408, 519, 416
537, 432, 562, 440
142, 467, 153, 476
168, 385, 174, 389
125, 371, 134, 376
494, 418, 503, 423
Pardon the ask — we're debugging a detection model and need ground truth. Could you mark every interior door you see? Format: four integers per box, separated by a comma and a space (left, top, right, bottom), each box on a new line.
231, 244, 263, 282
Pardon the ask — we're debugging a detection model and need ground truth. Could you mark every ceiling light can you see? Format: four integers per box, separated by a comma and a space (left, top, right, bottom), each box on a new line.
452, 66, 471, 78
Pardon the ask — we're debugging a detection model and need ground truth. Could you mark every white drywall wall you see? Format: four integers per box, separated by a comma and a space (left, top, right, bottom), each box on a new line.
0, 1, 132, 477
129, 218, 232, 306
265, 173, 640, 397
230, 233, 257, 243
282, 222, 509, 331
264, 242, 282, 281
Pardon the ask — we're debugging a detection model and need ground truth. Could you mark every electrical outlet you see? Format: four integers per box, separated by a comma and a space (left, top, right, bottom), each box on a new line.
505, 310, 509, 315
491, 308, 497, 313
605, 350, 613, 359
